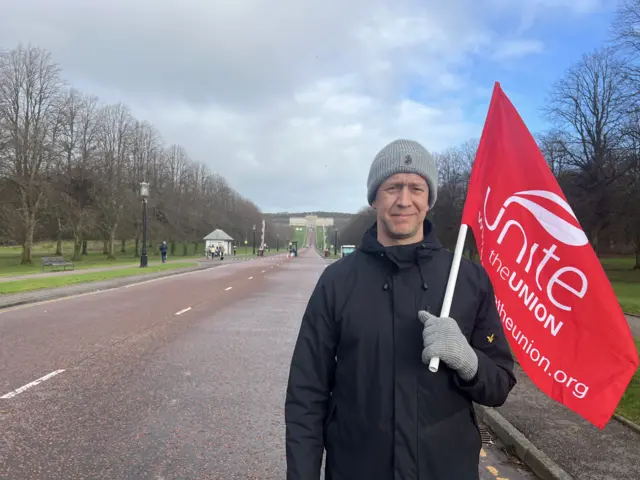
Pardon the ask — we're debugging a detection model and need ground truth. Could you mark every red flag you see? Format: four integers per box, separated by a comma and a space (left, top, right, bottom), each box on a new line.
462, 82, 638, 428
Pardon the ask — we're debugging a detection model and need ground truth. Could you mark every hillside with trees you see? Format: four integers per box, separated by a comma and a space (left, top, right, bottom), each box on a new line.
264, 212, 354, 231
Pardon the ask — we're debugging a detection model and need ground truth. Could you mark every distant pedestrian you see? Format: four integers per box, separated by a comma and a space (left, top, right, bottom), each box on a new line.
285, 139, 516, 479
159, 241, 168, 263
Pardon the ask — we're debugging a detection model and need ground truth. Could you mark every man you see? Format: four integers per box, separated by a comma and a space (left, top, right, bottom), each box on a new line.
159, 241, 168, 263
285, 139, 516, 479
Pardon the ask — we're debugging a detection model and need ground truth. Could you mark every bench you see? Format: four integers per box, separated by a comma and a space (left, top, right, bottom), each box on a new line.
41, 256, 75, 272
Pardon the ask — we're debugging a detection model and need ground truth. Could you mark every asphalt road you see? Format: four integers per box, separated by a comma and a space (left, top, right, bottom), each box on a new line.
0, 248, 534, 479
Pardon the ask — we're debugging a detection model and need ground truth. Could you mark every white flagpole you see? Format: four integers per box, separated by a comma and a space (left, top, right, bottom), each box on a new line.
429, 223, 469, 373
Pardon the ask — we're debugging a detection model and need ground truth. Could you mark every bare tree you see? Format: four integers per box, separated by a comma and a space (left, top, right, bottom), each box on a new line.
94, 102, 133, 259
339, 207, 377, 246
617, 110, 640, 267
431, 147, 466, 247
611, 0, 640, 91
544, 48, 631, 249
0, 45, 63, 263
0, 42, 293, 261
127, 120, 161, 255
536, 130, 572, 177
52, 89, 101, 259
166, 144, 189, 192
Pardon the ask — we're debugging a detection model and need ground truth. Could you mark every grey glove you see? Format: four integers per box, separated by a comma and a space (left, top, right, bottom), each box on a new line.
418, 311, 478, 381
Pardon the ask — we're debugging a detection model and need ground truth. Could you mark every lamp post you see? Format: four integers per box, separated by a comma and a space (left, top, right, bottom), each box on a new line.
252, 224, 256, 255
334, 228, 338, 256
139, 181, 149, 268
277, 234, 279, 252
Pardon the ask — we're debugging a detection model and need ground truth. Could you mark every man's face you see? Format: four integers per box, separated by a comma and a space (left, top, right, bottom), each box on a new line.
372, 173, 430, 245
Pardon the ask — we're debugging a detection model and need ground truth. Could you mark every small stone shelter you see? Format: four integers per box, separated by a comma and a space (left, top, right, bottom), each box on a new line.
203, 229, 234, 255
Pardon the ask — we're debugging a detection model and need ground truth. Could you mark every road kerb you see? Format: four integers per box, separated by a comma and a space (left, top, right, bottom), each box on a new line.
474, 404, 573, 480
613, 414, 640, 435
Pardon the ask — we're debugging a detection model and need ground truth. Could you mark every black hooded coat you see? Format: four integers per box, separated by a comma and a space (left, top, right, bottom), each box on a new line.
285, 219, 516, 479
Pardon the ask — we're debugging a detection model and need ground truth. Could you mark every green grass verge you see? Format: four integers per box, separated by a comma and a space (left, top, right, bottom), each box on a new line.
0, 257, 188, 278
616, 339, 640, 425
612, 283, 640, 316
0, 240, 206, 277
0, 262, 197, 295
0, 251, 143, 277
291, 227, 307, 249
600, 257, 640, 315
316, 227, 323, 250
232, 249, 285, 258
315, 228, 337, 253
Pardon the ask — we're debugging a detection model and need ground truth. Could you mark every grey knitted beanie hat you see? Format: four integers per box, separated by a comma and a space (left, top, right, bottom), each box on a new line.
367, 139, 438, 208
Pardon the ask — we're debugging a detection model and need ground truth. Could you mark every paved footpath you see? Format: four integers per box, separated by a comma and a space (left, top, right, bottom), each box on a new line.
498, 363, 640, 479
626, 313, 640, 338
0, 248, 532, 479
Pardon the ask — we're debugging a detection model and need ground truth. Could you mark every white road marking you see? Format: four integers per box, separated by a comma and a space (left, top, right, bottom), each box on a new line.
248, 276, 253, 280
225, 286, 232, 291
123, 266, 226, 289
0, 254, 290, 318
261, 270, 266, 273
175, 307, 192, 316
1, 369, 65, 399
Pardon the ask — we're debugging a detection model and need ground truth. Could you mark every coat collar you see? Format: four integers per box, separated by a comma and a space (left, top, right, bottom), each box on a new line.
359, 218, 442, 269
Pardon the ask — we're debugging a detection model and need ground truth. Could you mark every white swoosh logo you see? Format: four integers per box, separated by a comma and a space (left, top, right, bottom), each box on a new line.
484, 188, 589, 247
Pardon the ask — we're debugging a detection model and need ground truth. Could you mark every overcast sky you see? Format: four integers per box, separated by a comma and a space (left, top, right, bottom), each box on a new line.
0, 0, 615, 213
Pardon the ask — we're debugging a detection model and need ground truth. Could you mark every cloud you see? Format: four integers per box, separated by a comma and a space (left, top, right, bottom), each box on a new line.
509, 0, 606, 34
0, 0, 602, 213
529, 0, 603, 14
492, 39, 545, 61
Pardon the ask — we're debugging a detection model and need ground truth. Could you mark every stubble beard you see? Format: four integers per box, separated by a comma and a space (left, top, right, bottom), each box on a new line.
381, 217, 421, 240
